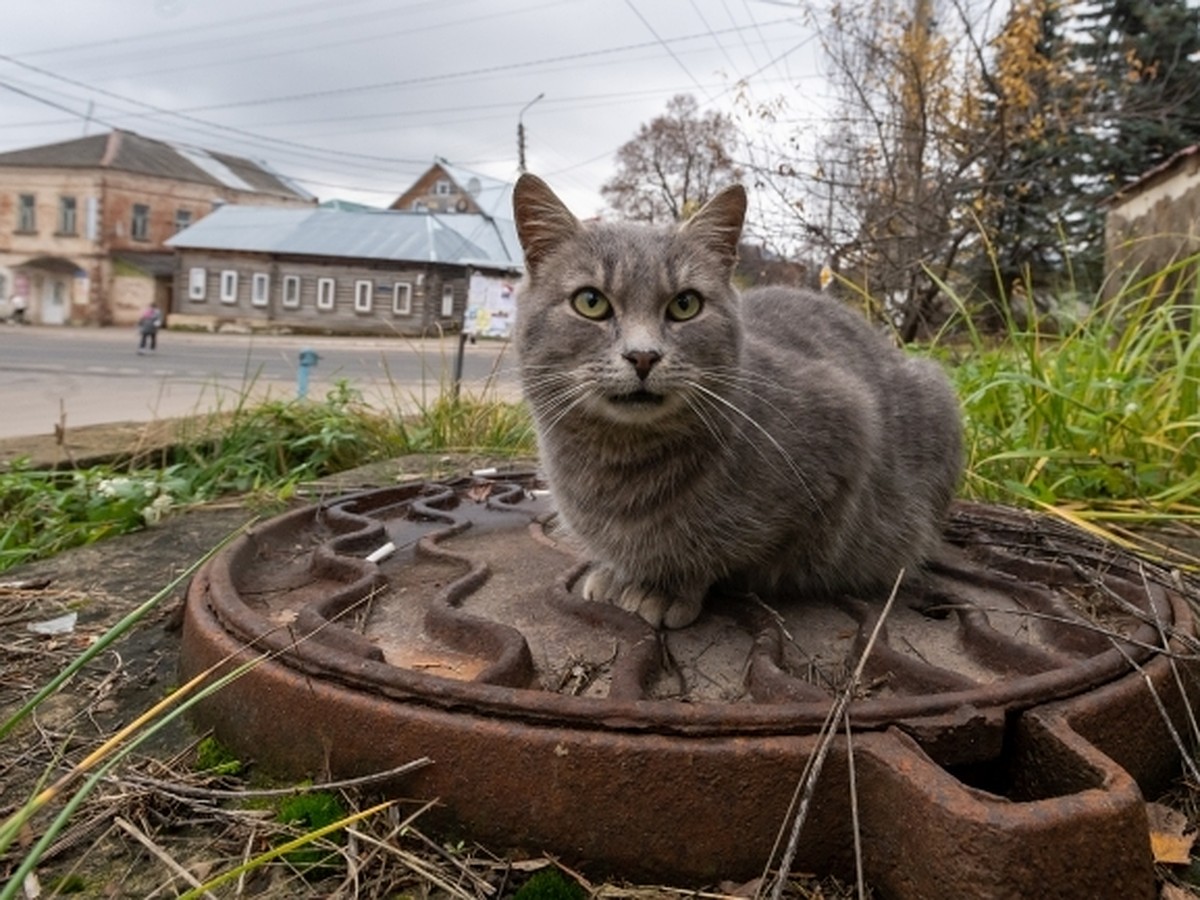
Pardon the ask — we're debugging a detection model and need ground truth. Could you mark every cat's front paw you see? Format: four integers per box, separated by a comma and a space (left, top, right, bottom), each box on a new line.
581, 566, 703, 629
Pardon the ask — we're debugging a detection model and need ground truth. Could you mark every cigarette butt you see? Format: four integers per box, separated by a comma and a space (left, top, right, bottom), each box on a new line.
366, 541, 396, 563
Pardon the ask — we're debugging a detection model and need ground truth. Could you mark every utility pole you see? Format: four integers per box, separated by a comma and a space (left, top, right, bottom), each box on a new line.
517, 93, 545, 173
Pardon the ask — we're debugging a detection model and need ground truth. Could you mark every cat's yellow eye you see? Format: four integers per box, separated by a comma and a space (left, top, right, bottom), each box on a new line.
571, 287, 612, 320
666, 290, 703, 322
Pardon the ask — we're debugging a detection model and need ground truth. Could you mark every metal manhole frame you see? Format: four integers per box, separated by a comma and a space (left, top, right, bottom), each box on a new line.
180, 476, 1200, 898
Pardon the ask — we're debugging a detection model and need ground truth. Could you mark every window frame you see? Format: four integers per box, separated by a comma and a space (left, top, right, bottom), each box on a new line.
440, 284, 455, 317
219, 270, 239, 304
281, 275, 301, 309
251, 273, 270, 307
354, 279, 373, 313
58, 196, 78, 235
174, 208, 192, 234
316, 277, 336, 311
131, 203, 150, 242
188, 267, 206, 300
17, 194, 36, 233
392, 282, 412, 315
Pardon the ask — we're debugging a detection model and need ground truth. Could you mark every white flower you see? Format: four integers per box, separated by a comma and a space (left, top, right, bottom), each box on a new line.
97, 477, 132, 499
141, 493, 174, 525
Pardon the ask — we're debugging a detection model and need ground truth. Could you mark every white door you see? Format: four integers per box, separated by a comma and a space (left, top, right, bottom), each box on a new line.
42, 279, 67, 325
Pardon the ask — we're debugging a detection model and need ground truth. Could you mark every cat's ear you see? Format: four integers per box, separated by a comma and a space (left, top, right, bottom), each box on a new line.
513, 174, 581, 275
682, 184, 746, 272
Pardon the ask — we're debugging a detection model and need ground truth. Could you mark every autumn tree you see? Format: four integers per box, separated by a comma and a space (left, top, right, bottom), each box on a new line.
967, 0, 1200, 294
743, 0, 1200, 334
602, 94, 742, 223
969, 0, 1090, 308
775, 0, 987, 337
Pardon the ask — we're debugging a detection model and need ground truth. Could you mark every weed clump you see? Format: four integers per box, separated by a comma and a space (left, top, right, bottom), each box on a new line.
0, 381, 534, 573
194, 735, 243, 777
944, 260, 1200, 524
513, 868, 586, 900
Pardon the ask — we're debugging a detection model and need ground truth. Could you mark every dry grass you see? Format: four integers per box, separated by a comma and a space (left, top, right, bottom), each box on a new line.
0, 550, 857, 900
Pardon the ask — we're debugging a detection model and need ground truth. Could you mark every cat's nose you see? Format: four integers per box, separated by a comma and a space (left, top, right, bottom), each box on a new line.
623, 350, 661, 380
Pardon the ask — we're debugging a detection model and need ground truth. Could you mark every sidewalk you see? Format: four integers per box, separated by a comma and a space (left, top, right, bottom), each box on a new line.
0, 415, 225, 470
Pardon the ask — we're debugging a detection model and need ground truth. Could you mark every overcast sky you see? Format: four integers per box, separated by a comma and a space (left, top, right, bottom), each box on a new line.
0, 0, 825, 222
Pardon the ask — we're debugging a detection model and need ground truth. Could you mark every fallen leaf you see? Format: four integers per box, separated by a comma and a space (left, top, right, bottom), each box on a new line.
26, 611, 77, 636
1148, 801, 1196, 865
467, 481, 494, 503
1161, 883, 1194, 900
718, 877, 764, 897
509, 858, 553, 873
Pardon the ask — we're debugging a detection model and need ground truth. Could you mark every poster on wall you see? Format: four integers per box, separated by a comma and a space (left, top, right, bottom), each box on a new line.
464, 273, 517, 339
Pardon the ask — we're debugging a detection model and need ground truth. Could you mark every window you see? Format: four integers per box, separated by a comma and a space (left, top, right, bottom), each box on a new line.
434, 179, 453, 196
174, 209, 192, 233
58, 196, 77, 235
317, 277, 335, 311
392, 283, 412, 315
354, 280, 373, 313
282, 275, 301, 308
441, 284, 455, 317
17, 194, 36, 232
251, 273, 270, 307
220, 270, 238, 304
188, 267, 206, 300
131, 204, 150, 241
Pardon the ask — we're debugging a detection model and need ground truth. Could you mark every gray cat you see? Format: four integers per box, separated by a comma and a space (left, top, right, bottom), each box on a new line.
512, 173, 963, 629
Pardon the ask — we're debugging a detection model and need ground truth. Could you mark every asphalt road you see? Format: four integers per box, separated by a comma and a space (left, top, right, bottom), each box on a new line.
0, 324, 519, 439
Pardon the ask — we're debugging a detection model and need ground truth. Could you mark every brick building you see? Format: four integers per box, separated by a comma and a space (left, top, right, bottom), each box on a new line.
0, 129, 313, 325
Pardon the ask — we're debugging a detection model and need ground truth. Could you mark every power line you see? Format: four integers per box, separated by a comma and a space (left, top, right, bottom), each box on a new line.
0, 53, 429, 167
623, 1, 712, 99
150, 20, 804, 114
19, 0, 410, 58
0, 2, 820, 209
59, 0, 579, 83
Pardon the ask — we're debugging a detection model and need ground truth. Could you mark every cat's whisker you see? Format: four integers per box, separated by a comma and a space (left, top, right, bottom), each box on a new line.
702, 366, 811, 398
700, 370, 806, 434
683, 389, 807, 497
540, 394, 593, 437
685, 380, 826, 519
521, 375, 585, 403
681, 393, 735, 456
529, 381, 596, 436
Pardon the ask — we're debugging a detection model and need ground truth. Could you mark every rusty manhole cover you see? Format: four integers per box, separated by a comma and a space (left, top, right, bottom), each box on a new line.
181, 471, 1199, 899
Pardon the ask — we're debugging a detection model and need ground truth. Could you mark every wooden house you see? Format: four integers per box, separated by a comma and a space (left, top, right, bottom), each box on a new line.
390, 159, 512, 218
166, 203, 521, 336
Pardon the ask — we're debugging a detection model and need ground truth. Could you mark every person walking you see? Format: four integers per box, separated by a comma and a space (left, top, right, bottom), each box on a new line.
137, 304, 162, 354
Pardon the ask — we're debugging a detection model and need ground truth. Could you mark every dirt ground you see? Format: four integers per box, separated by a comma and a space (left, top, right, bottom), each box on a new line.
0, 504, 260, 896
